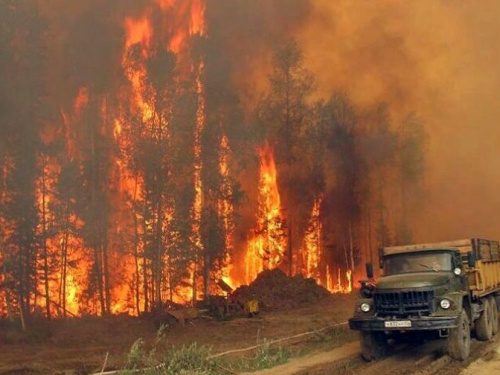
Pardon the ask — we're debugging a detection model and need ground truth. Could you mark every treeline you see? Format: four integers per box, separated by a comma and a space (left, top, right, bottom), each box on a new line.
0, 0, 427, 323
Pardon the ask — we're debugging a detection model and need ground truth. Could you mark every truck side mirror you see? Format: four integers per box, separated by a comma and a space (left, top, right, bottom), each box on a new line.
468, 252, 476, 268
366, 262, 374, 279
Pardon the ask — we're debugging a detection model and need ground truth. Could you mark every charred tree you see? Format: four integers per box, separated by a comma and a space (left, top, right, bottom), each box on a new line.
361, 103, 398, 250
50, 157, 79, 318
38, 154, 51, 319
0, 0, 47, 323
397, 113, 428, 245
258, 40, 315, 274
75, 94, 113, 315
197, 34, 244, 301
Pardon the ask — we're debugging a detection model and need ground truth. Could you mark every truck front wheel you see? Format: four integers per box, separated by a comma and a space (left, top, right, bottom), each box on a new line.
360, 331, 387, 361
476, 298, 493, 341
447, 310, 470, 361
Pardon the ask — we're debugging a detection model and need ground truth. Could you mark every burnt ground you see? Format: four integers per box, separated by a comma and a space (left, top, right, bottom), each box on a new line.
0, 293, 357, 374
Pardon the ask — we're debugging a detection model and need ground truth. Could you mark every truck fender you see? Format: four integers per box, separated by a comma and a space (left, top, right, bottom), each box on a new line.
446, 292, 472, 321
461, 295, 476, 322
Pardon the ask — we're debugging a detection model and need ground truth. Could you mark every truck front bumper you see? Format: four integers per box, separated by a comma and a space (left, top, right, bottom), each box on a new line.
349, 315, 458, 331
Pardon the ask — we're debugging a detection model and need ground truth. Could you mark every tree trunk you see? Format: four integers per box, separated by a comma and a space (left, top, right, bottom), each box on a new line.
0, 245, 14, 323
288, 219, 293, 276
377, 172, 387, 247
102, 240, 111, 315
203, 249, 210, 304
89, 108, 106, 316
366, 204, 373, 264
155, 197, 163, 312
41, 161, 51, 319
18, 245, 26, 323
93, 246, 105, 316
60, 234, 67, 317
142, 205, 149, 313
192, 259, 197, 307
19, 299, 26, 331
348, 220, 355, 271
60, 202, 70, 318
0, 162, 13, 322
132, 209, 141, 315
132, 170, 141, 316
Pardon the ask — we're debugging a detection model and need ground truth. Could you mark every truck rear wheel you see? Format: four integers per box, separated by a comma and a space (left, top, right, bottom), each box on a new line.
488, 295, 499, 335
476, 298, 494, 341
360, 331, 387, 361
447, 310, 470, 361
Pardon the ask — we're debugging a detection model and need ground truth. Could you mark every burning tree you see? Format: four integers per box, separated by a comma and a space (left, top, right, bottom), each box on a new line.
256, 40, 315, 274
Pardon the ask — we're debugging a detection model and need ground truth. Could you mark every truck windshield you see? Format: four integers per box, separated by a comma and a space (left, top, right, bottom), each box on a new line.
384, 252, 453, 275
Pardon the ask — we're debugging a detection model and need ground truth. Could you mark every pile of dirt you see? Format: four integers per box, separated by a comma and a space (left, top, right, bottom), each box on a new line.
232, 269, 332, 310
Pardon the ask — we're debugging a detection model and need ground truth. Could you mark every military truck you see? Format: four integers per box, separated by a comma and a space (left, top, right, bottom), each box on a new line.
349, 238, 500, 361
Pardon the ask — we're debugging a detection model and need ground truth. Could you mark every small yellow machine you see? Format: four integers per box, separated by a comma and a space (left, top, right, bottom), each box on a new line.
245, 299, 259, 317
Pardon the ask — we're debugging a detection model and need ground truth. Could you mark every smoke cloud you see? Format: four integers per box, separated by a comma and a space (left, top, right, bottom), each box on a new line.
295, 0, 500, 242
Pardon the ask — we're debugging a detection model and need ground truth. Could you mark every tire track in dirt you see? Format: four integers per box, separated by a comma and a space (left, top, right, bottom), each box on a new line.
418, 335, 500, 375
288, 333, 500, 375
239, 341, 360, 375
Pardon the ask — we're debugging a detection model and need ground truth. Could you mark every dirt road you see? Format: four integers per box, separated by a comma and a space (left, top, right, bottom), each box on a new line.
244, 332, 500, 375
460, 341, 500, 375
240, 341, 360, 375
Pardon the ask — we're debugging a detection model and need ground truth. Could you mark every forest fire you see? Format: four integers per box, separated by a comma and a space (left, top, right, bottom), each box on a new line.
301, 196, 322, 280
0, 0, 435, 323
243, 144, 286, 286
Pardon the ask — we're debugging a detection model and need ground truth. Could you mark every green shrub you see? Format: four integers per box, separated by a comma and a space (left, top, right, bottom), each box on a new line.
162, 343, 219, 375
231, 339, 290, 372
251, 340, 289, 370
126, 338, 146, 369
121, 339, 222, 375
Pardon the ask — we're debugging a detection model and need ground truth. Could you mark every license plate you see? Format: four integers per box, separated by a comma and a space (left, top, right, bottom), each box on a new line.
384, 320, 412, 328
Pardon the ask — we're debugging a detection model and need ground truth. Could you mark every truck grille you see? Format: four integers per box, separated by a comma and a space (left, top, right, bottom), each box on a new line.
374, 290, 434, 316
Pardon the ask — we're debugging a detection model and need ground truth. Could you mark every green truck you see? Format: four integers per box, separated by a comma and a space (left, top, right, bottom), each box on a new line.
349, 238, 500, 361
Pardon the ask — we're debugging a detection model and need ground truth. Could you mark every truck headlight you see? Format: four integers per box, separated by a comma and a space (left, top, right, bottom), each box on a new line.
440, 299, 451, 309
360, 303, 371, 312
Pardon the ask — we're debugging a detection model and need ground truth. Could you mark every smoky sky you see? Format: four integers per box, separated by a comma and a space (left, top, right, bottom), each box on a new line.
208, 0, 500, 243
296, 0, 500, 242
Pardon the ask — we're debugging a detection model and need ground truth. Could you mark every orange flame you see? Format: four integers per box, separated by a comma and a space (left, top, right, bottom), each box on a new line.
301, 196, 322, 279
299, 196, 353, 294
244, 144, 286, 285
168, 0, 206, 53
74, 87, 89, 115
326, 267, 353, 294
219, 135, 235, 288
124, 16, 152, 52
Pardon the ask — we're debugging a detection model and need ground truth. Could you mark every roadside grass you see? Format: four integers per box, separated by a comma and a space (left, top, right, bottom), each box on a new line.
120, 341, 224, 375
225, 339, 291, 372
264, 323, 357, 364
303, 323, 358, 352
118, 323, 355, 374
